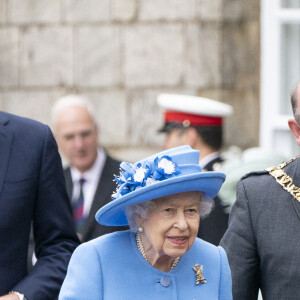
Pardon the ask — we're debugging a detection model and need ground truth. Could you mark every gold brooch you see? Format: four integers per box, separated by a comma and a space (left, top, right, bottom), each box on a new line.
193, 264, 206, 285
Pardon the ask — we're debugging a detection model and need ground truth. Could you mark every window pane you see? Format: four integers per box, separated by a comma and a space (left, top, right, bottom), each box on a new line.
280, 23, 300, 115
281, 0, 300, 8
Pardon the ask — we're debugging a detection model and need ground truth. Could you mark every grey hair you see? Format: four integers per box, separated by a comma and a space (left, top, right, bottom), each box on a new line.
51, 94, 97, 129
125, 200, 157, 232
291, 82, 300, 125
125, 192, 213, 232
199, 195, 214, 218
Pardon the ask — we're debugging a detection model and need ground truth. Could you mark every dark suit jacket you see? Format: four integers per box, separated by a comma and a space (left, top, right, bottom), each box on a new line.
64, 154, 128, 242
220, 157, 300, 299
0, 112, 79, 299
197, 156, 229, 245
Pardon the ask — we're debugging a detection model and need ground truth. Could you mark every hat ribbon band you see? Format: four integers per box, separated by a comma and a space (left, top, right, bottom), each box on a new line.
164, 111, 222, 126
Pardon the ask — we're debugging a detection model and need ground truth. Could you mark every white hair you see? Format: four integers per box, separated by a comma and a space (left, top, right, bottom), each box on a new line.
125, 192, 213, 232
125, 200, 157, 232
51, 94, 97, 129
199, 195, 214, 218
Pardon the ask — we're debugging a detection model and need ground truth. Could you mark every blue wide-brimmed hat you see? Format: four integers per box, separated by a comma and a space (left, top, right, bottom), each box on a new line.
96, 145, 226, 226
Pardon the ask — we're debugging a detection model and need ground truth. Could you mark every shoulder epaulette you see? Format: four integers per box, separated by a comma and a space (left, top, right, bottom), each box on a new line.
241, 170, 268, 180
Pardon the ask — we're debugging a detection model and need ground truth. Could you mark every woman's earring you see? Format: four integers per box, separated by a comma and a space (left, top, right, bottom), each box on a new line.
138, 226, 143, 233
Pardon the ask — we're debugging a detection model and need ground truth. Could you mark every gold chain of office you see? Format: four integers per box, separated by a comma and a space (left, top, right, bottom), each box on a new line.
266, 154, 300, 202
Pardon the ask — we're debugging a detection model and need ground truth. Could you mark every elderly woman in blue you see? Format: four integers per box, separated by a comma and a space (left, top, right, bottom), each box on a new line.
59, 145, 232, 300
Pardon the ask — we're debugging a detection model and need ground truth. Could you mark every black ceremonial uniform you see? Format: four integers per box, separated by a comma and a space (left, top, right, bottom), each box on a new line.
221, 156, 300, 299
198, 155, 229, 245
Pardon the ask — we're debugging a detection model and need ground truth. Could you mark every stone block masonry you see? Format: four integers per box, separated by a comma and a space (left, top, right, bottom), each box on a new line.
0, 0, 260, 161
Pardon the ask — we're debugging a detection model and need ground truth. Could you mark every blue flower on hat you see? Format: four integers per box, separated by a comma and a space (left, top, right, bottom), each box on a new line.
153, 156, 180, 180
133, 163, 150, 185
112, 155, 180, 199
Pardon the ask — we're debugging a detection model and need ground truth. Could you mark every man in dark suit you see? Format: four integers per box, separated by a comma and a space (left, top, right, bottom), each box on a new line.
220, 81, 300, 299
157, 93, 233, 245
52, 95, 127, 242
0, 111, 79, 300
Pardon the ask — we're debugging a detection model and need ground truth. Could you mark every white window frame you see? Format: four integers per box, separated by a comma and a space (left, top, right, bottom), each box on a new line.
260, 0, 300, 157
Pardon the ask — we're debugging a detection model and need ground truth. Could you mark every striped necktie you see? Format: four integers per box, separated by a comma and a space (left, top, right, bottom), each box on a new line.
73, 178, 86, 231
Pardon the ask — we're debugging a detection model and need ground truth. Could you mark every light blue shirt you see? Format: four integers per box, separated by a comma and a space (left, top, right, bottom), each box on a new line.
59, 231, 232, 300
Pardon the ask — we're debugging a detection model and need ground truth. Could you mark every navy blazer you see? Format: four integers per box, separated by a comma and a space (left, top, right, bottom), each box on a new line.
64, 154, 128, 242
0, 112, 79, 299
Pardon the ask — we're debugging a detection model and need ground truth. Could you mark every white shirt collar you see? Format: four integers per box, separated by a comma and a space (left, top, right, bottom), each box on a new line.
199, 151, 220, 169
70, 148, 106, 217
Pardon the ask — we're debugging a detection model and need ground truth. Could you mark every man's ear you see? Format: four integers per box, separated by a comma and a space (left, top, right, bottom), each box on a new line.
288, 118, 300, 146
185, 127, 199, 148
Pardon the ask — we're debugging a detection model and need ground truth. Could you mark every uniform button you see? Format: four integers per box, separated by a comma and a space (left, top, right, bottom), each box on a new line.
160, 276, 171, 287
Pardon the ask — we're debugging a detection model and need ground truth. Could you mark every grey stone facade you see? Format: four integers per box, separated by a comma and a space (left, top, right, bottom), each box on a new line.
0, 0, 260, 161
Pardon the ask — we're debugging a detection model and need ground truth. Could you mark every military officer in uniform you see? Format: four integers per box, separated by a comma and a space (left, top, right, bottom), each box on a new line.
157, 93, 233, 245
220, 81, 300, 299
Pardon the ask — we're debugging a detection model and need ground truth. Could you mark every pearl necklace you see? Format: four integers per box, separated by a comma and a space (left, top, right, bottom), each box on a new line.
135, 233, 180, 271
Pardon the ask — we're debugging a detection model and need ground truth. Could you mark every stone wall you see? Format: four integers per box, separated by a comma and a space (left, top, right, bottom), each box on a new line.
0, 0, 260, 162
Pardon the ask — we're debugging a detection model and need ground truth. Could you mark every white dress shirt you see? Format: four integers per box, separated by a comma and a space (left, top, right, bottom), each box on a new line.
199, 151, 220, 169
70, 148, 106, 218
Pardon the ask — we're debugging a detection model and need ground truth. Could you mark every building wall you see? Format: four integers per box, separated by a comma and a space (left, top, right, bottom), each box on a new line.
0, 0, 260, 161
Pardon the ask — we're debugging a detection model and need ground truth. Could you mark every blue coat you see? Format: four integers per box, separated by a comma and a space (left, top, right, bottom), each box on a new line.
60, 231, 232, 299
0, 112, 79, 299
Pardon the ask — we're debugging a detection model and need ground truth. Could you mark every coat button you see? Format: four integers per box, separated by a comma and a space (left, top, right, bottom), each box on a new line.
160, 276, 171, 287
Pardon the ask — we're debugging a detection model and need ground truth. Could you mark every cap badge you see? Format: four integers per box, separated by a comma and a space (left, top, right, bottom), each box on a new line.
182, 119, 191, 127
